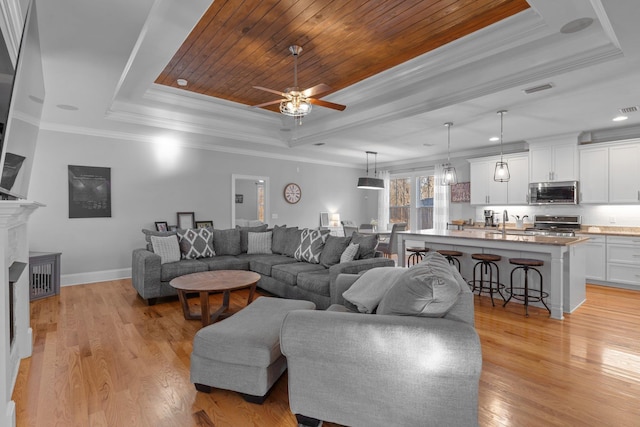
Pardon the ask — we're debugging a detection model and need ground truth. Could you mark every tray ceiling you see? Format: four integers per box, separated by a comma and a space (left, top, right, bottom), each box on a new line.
155, 0, 529, 110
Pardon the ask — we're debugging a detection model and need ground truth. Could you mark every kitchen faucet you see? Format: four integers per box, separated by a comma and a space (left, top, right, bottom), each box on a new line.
502, 210, 508, 236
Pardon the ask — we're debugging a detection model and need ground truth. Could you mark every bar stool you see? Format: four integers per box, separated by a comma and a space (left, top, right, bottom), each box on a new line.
406, 247, 429, 267
503, 258, 550, 317
469, 253, 504, 306
437, 250, 463, 272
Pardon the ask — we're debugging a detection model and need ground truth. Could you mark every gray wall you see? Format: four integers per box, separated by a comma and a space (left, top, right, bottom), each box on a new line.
27, 129, 376, 285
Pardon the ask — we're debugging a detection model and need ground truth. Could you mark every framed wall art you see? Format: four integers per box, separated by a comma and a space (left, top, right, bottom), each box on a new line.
195, 221, 213, 229
177, 212, 195, 229
450, 182, 471, 203
155, 221, 169, 232
68, 165, 111, 218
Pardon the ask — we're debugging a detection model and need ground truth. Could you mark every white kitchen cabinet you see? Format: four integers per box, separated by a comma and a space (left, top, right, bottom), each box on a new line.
609, 143, 640, 203
606, 236, 640, 288
529, 142, 577, 182
469, 159, 508, 205
579, 145, 609, 204
577, 234, 606, 281
469, 154, 528, 205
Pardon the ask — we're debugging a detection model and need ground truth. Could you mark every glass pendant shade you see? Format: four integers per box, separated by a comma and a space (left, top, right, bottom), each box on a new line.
493, 110, 510, 182
441, 122, 458, 185
357, 151, 384, 190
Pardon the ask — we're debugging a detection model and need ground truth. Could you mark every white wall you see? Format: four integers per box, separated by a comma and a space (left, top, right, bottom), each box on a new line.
27, 130, 376, 285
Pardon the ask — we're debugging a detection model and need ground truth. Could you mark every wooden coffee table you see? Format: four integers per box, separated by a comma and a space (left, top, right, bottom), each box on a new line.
169, 270, 260, 327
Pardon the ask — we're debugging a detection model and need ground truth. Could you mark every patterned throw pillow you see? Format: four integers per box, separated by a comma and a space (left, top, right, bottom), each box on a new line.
177, 228, 215, 259
294, 229, 329, 264
340, 242, 360, 263
247, 231, 273, 254
150, 235, 181, 264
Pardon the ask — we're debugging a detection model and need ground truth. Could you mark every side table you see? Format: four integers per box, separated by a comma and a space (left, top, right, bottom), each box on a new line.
29, 252, 61, 301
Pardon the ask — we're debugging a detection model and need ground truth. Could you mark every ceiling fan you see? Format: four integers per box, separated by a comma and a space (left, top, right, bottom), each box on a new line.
252, 45, 346, 122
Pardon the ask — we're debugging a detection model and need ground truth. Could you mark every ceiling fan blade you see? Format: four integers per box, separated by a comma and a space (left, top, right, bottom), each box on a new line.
302, 83, 332, 98
309, 98, 347, 111
251, 99, 284, 108
253, 86, 286, 97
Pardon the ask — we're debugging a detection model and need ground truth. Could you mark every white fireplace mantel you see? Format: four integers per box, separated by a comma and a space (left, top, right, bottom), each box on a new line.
1, 200, 41, 427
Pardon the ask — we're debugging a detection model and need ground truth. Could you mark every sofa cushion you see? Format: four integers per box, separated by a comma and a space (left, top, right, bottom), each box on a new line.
319, 235, 351, 268
237, 224, 269, 253
296, 270, 331, 297
271, 262, 327, 287
212, 228, 242, 256
350, 233, 378, 259
294, 229, 329, 264
283, 228, 303, 257
247, 231, 273, 254
177, 227, 215, 259
150, 235, 181, 264
197, 255, 249, 271
142, 228, 177, 251
377, 252, 461, 317
249, 254, 298, 276
160, 259, 208, 282
342, 267, 405, 313
271, 225, 289, 254
340, 242, 360, 263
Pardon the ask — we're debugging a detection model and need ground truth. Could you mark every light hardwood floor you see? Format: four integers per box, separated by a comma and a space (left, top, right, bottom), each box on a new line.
13, 280, 640, 426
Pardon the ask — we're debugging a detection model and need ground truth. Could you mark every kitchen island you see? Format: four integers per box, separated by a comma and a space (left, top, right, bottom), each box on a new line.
397, 229, 589, 320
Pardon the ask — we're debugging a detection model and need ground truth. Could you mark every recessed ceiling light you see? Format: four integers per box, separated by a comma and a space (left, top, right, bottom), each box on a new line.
56, 104, 79, 111
176, 78, 188, 86
560, 17, 594, 34
489, 137, 499, 142
613, 115, 628, 122
313, 142, 325, 146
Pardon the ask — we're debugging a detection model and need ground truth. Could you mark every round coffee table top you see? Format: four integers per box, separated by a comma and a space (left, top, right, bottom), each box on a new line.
169, 270, 260, 292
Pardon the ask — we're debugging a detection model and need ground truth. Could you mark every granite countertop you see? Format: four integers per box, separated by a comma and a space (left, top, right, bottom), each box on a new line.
465, 223, 640, 237
400, 228, 589, 246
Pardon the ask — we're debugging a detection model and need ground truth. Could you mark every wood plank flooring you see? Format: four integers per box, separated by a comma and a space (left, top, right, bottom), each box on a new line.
13, 280, 640, 426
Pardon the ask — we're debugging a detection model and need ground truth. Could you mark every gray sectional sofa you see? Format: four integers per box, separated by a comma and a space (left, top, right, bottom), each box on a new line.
131, 224, 394, 309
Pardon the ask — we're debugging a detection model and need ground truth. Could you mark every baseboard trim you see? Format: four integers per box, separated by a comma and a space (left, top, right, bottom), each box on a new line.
61, 268, 131, 287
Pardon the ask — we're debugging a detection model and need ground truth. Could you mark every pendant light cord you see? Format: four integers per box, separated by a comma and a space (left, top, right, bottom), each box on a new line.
498, 110, 507, 161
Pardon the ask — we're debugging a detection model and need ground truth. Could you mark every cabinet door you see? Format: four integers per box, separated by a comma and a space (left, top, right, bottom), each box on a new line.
579, 147, 608, 203
578, 236, 606, 281
470, 161, 489, 205
529, 146, 552, 182
552, 144, 577, 181
507, 155, 529, 204
609, 144, 640, 203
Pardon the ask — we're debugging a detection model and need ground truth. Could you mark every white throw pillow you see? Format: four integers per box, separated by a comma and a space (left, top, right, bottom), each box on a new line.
247, 231, 273, 254
150, 235, 181, 264
340, 242, 360, 263
342, 267, 405, 313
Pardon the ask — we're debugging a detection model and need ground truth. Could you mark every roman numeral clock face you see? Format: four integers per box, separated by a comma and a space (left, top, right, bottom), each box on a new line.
284, 183, 301, 204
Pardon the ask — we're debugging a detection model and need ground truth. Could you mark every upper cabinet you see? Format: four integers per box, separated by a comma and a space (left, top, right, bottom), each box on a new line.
529, 139, 578, 182
580, 140, 640, 204
468, 153, 528, 205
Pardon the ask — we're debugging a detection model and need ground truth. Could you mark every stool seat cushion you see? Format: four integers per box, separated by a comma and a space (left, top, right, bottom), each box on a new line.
406, 247, 429, 253
471, 253, 501, 262
192, 297, 315, 367
509, 258, 544, 267
377, 252, 460, 317
437, 250, 463, 257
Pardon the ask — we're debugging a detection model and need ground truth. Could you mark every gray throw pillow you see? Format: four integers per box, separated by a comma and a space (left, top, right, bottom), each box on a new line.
247, 231, 273, 254
177, 227, 215, 259
142, 228, 177, 251
350, 233, 378, 259
212, 228, 242, 256
377, 252, 461, 317
271, 224, 289, 254
236, 224, 268, 253
319, 235, 352, 268
283, 227, 303, 257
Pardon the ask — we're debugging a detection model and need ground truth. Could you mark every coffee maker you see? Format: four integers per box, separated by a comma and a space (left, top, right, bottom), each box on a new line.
484, 209, 495, 227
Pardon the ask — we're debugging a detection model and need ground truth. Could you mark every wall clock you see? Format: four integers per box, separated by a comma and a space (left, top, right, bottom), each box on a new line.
284, 183, 302, 204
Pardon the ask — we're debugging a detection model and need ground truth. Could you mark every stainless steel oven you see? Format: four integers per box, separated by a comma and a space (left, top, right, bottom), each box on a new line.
528, 181, 579, 205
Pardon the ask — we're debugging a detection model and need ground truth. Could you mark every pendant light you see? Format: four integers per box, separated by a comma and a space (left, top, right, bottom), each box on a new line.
441, 122, 458, 186
494, 110, 510, 182
357, 151, 384, 190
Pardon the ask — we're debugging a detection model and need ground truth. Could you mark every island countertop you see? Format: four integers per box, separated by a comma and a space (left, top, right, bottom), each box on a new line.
399, 229, 590, 246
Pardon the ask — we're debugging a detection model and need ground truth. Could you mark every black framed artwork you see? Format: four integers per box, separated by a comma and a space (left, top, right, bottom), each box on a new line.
68, 165, 111, 218
155, 221, 169, 232
195, 220, 213, 229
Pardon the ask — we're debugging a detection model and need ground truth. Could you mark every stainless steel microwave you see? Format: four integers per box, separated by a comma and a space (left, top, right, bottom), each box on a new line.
528, 181, 579, 205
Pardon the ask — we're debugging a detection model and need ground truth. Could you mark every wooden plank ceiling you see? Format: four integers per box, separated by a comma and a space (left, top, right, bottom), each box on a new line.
156, 0, 529, 111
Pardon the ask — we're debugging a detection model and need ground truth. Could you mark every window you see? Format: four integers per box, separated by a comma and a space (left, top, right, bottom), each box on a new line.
257, 182, 265, 222
388, 171, 435, 231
